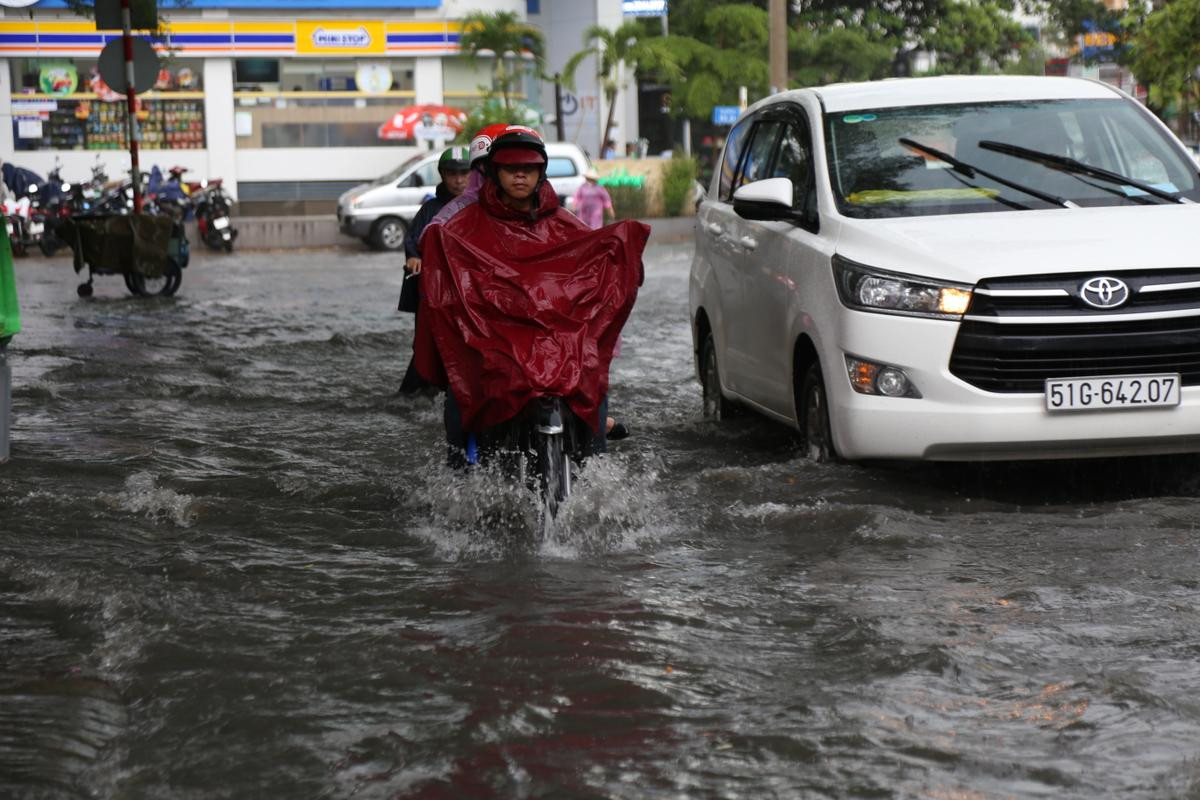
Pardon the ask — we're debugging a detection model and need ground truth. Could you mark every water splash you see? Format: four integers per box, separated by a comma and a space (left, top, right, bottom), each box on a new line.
100, 472, 197, 528
402, 450, 667, 560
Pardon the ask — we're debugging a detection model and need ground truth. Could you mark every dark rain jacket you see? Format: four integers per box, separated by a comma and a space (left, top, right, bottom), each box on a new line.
404, 182, 453, 260
413, 179, 648, 434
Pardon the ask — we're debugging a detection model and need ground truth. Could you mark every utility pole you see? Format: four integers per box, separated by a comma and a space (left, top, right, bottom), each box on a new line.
120, 0, 143, 213
769, 0, 787, 95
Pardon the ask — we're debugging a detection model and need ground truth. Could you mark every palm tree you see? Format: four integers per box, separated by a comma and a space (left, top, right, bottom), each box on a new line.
458, 11, 546, 111
562, 22, 680, 157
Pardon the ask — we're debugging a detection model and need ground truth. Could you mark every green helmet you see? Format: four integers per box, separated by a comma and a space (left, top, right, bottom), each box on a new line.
438, 145, 470, 173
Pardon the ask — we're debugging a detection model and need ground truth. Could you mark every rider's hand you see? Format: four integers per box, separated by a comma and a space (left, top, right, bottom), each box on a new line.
406, 256, 422, 275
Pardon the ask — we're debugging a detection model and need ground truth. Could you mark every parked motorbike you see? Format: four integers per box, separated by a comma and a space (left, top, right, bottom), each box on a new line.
189, 178, 237, 252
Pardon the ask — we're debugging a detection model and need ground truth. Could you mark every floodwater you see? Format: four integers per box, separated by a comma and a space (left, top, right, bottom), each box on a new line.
4, 243, 1200, 799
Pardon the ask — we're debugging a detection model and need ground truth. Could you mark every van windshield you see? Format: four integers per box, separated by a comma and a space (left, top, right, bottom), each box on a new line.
373, 154, 426, 185
825, 98, 1200, 218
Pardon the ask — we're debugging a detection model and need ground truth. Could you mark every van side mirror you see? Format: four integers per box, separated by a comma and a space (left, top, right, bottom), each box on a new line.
733, 177, 817, 231
733, 178, 796, 221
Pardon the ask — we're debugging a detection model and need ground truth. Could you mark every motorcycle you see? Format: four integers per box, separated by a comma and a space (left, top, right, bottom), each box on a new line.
466, 396, 598, 518
189, 178, 237, 252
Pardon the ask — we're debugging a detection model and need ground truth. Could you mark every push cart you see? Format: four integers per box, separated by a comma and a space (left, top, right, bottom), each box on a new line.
61, 213, 189, 298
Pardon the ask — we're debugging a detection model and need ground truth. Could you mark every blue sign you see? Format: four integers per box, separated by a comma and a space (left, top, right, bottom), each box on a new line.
712, 105, 740, 126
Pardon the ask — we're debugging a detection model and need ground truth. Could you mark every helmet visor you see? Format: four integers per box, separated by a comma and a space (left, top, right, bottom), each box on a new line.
491, 147, 547, 166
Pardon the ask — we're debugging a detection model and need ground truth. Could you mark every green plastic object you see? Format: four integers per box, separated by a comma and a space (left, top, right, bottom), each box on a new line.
0, 218, 20, 345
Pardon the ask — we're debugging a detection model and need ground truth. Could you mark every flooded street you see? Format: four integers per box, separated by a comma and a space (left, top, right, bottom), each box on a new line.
5, 242, 1200, 799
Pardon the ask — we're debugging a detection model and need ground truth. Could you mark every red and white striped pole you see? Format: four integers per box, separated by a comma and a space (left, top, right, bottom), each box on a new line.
120, 0, 142, 213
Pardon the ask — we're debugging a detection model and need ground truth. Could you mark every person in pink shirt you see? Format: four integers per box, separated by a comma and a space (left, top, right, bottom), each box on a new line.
570, 169, 614, 230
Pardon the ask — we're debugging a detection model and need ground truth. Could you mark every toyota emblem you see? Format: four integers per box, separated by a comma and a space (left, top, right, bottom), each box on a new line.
1080, 276, 1130, 309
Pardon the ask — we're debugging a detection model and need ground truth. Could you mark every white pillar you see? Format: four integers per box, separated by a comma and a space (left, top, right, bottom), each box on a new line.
202, 58, 238, 199
414, 58, 444, 105
0, 59, 15, 157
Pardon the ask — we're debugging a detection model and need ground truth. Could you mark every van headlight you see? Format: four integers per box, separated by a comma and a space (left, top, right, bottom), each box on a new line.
833, 255, 972, 319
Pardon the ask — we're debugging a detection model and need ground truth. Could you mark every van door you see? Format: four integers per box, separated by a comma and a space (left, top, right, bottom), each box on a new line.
736, 112, 825, 415
698, 115, 756, 395
721, 119, 785, 398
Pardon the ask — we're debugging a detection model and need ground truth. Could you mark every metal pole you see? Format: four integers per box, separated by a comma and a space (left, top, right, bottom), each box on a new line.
121, 0, 143, 213
769, 0, 787, 95
554, 73, 565, 141
1, 348, 10, 463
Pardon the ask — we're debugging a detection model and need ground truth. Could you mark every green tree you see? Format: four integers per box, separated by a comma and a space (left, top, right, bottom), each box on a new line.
458, 11, 546, 111
1126, 0, 1200, 110
922, 0, 1034, 74
790, 26, 894, 86
653, 5, 769, 118
562, 21, 680, 157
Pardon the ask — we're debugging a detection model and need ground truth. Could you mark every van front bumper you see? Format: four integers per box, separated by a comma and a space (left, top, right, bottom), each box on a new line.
827, 311, 1200, 461
337, 209, 375, 238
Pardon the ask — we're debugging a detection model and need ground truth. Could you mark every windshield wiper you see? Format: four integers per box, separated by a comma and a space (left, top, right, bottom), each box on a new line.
898, 137, 1076, 209
977, 140, 1191, 205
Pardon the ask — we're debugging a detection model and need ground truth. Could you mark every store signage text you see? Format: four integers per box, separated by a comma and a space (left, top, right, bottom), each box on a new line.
296, 21, 385, 55
313, 27, 370, 49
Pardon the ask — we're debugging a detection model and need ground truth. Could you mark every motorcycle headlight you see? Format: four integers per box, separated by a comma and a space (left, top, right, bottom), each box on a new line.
833, 255, 972, 319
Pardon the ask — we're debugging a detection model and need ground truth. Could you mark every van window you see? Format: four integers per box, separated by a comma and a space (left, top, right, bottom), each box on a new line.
718, 118, 753, 200
401, 160, 440, 188
772, 123, 812, 207
825, 98, 1200, 218
545, 157, 578, 178
734, 121, 783, 193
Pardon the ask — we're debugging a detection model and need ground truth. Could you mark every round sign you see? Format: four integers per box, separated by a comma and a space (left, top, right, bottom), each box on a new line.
355, 62, 393, 94
97, 36, 159, 95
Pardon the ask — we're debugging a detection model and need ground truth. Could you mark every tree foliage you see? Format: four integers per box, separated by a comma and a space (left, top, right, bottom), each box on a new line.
1125, 0, 1200, 109
921, 0, 1034, 74
562, 21, 681, 153
458, 11, 546, 111
651, 6, 770, 117
789, 26, 894, 86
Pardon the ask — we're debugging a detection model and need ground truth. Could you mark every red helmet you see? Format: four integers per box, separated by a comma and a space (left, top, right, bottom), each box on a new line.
469, 123, 510, 167
488, 125, 548, 166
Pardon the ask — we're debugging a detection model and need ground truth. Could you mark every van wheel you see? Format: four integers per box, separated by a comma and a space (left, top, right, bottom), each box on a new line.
799, 362, 837, 463
370, 217, 406, 251
700, 330, 738, 420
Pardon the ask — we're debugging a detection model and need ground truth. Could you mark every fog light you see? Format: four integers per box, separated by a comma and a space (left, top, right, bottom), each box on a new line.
845, 356, 922, 398
876, 367, 910, 397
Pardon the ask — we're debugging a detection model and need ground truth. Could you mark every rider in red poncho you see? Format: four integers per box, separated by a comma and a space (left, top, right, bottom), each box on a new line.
412, 125, 649, 465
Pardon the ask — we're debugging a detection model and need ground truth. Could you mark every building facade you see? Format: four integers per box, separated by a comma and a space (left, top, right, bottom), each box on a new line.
1, 0, 637, 206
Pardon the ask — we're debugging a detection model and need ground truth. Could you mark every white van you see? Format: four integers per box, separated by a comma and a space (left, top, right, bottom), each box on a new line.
337, 142, 592, 250
691, 75, 1200, 461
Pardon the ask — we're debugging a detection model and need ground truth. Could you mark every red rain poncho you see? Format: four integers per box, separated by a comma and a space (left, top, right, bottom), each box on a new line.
413, 179, 648, 433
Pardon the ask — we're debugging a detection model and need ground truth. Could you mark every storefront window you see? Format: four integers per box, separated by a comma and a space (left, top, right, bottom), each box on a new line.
8, 58, 206, 151
232, 57, 464, 149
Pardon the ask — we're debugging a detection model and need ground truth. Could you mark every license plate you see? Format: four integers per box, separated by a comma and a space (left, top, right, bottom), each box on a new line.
212, 216, 230, 230
28, 222, 43, 235
1045, 374, 1181, 412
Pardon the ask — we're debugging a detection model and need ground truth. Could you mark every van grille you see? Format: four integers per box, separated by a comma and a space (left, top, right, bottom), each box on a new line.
949, 270, 1200, 393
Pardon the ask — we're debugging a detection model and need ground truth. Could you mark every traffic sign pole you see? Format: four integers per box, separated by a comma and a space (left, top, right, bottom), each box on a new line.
121, 0, 143, 213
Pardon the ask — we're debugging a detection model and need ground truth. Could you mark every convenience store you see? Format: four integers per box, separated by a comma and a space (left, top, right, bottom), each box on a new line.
0, 0, 563, 210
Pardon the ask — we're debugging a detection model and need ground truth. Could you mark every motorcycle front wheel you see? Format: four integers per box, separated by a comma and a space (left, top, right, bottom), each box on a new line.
534, 429, 571, 518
